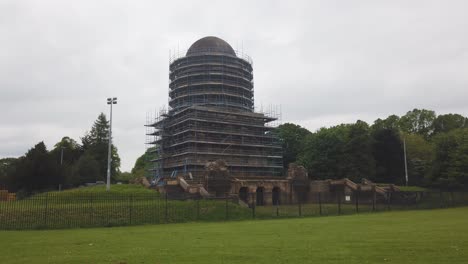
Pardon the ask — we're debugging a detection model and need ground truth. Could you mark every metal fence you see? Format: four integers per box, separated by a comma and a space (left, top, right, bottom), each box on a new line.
0, 191, 467, 230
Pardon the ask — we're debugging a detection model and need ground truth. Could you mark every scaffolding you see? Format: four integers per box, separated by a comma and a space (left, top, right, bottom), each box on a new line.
147, 37, 284, 182
147, 105, 283, 181
168, 52, 254, 112
145, 107, 168, 182
169, 48, 253, 66
144, 110, 155, 179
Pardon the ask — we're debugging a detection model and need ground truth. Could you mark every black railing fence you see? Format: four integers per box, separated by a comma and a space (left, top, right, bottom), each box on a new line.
1, 191, 467, 230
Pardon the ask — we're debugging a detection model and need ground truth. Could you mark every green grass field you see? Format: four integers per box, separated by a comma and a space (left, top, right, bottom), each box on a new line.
1, 207, 467, 264
396, 186, 431, 192
32, 184, 159, 197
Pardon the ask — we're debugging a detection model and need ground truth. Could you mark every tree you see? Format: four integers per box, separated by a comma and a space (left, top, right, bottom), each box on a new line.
371, 127, 405, 184
432, 114, 467, 135
341, 121, 375, 182
81, 113, 121, 182
431, 128, 468, 189
71, 152, 100, 185
13, 142, 60, 193
52, 137, 81, 161
131, 147, 158, 179
299, 121, 376, 182
114, 172, 134, 183
299, 124, 350, 179
372, 115, 400, 131
0, 158, 17, 190
132, 152, 147, 175
81, 113, 109, 150
276, 123, 311, 168
50, 137, 83, 187
399, 109, 436, 139
404, 133, 434, 186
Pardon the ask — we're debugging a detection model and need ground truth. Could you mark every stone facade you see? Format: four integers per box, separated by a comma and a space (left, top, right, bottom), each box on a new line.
209, 164, 397, 205
162, 162, 398, 205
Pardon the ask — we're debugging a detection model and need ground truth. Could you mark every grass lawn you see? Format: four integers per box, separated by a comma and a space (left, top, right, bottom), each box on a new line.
32, 184, 158, 197
397, 186, 432, 192
1, 207, 468, 264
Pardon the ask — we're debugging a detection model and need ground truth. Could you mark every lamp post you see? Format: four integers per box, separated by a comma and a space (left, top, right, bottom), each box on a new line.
59, 146, 64, 191
106, 97, 117, 191
403, 137, 409, 186
60, 147, 64, 165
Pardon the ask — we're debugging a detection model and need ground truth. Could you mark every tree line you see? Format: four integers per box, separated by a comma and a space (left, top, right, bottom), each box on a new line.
0, 113, 121, 195
277, 109, 468, 190
2, 108, 467, 194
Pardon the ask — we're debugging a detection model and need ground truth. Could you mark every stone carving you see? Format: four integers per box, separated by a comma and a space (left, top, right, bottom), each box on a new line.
287, 163, 308, 180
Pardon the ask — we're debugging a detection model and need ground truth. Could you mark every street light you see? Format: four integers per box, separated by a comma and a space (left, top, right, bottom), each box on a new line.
59, 146, 64, 192
403, 137, 409, 187
60, 146, 64, 165
106, 97, 117, 191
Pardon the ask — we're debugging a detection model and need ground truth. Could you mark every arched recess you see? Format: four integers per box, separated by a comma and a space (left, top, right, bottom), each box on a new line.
272, 187, 281, 205
256, 187, 264, 206
239, 187, 248, 203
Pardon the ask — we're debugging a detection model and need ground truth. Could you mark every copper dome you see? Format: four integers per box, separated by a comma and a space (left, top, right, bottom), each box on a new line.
186, 36, 236, 56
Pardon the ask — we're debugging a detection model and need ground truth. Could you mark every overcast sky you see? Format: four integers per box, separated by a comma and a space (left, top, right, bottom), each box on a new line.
1, 0, 467, 171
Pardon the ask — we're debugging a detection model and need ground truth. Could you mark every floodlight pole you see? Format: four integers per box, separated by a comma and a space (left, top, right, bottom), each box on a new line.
59, 146, 64, 191
60, 147, 64, 165
106, 97, 117, 191
403, 137, 409, 186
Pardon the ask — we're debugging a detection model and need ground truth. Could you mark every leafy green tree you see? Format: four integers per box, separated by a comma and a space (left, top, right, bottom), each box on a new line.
300, 121, 375, 182
371, 128, 405, 184
49, 137, 83, 187
71, 152, 100, 185
399, 109, 436, 139
431, 128, 468, 189
51, 137, 82, 162
432, 114, 467, 135
276, 123, 311, 168
299, 124, 350, 179
372, 115, 400, 131
341, 121, 375, 182
81, 113, 109, 150
131, 148, 158, 179
114, 172, 134, 183
0, 158, 17, 190
132, 153, 147, 175
404, 133, 434, 186
81, 113, 121, 182
13, 142, 60, 192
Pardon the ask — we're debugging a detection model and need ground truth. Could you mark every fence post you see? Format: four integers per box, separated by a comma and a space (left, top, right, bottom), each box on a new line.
415, 192, 419, 209
196, 199, 200, 221
298, 195, 302, 217
318, 192, 322, 216
251, 193, 256, 219
0, 195, 3, 228
337, 192, 341, 215
165, 192, 168, 223
90, 194, 94, 227
129, 194, 133, 225
355, 189, 359, 214
387, 192, 392, 211
450, 191, 454, 207
440, 191, 444, 208
43, 193, 49, 228
225, 194, 229, 220
372, 187, 376, 212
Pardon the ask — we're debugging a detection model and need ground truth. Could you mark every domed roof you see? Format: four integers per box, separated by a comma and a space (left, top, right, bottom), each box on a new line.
186, 36, 236, 56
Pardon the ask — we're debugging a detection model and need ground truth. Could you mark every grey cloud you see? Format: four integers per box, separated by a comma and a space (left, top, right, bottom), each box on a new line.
1, 0, 467, 171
